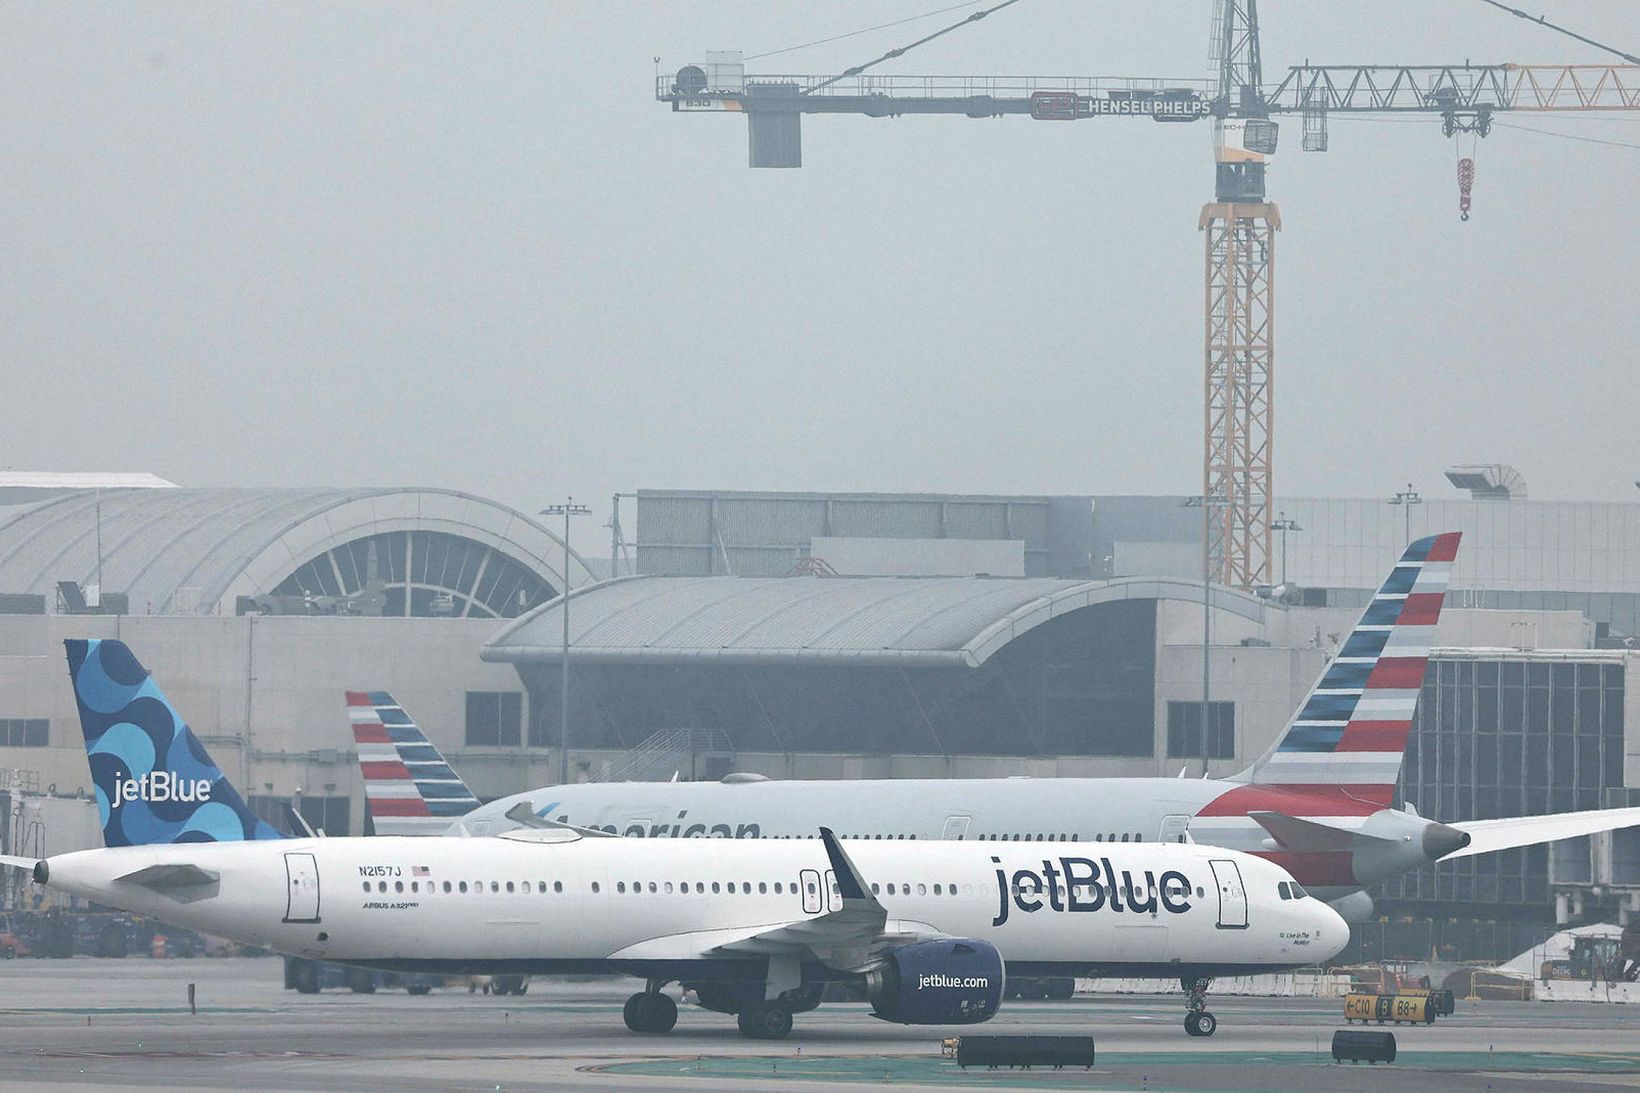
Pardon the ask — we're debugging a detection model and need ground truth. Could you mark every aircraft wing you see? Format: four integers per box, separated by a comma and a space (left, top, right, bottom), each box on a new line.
605, 828, 943, 971
1445, 806, 1640, 860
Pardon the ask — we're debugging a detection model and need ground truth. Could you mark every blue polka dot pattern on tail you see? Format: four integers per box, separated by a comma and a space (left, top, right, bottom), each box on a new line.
65, 639, 285, 847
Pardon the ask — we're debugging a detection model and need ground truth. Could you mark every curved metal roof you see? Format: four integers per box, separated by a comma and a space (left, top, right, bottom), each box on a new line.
483, 575, 1266, 668
0, 487, 596, 615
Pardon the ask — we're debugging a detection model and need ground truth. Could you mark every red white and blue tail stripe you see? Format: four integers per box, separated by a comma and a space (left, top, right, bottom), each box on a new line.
347, 691, 480, 836
1231, 532, 1461, 803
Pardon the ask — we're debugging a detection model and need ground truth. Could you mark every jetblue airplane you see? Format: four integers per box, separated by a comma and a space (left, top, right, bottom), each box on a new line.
355, 532, 1640, 927
24, 640, 1347, 1039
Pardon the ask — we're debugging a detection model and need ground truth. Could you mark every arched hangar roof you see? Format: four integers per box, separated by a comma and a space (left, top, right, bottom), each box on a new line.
0, 487, 596, 616
482, 575, 1266, 669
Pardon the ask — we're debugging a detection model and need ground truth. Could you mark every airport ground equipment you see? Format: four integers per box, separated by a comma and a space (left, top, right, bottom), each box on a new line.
955, 1035, 1097, 1070
658, 4, 1639, 589
282, 956, 443, 995
1333, 1029, 1396, 1064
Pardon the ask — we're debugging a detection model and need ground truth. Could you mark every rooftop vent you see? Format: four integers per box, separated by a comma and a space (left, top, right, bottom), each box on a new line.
1444, 464, 1527, 501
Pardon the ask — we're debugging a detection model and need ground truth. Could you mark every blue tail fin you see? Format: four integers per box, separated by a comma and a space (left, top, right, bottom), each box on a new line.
64, 639, 284, 846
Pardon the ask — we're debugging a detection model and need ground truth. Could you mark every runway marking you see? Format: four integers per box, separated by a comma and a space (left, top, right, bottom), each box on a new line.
595, 1048, 1640, 1086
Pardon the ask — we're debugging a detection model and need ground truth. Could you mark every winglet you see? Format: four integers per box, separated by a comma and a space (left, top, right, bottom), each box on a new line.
819, 827, 883, 910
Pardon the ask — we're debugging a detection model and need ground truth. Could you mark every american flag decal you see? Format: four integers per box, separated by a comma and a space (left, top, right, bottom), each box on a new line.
347, 691, 481, 837
412, 865, 430, 877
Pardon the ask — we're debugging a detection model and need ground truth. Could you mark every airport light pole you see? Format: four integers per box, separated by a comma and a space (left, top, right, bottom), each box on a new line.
1388, 482, 1422, 545
540, 499, 590, 788
1184, 494, 1231, 777
1271, 512, 1302, 586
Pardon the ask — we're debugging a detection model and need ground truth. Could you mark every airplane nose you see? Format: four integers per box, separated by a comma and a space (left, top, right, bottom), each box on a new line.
1312, 898, 1350, 962
1422, 820, 1471, 861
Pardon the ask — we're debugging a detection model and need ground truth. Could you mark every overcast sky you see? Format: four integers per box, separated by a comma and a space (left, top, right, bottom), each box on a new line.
2, 2, 1636, 551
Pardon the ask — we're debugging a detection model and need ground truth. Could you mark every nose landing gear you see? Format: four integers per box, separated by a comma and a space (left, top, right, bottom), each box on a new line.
1182, 976, 1217, 1037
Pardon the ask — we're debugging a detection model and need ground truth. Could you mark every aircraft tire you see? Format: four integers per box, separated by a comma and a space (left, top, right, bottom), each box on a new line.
1045, 977, 1076, 1001
737, 1001, 793, 1040
405, 984, 432, 996
1191, 1011, 1217, 1037
643, 993, 678, 1033
344, 968, 376, 994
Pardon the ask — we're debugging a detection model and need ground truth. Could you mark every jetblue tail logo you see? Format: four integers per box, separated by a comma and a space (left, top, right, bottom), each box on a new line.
65, 639, 283, 846
1233, 532, 1460, 797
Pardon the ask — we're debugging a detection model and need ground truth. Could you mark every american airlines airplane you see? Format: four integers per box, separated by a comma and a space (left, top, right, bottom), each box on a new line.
23, 640, 1347, 1039
354, 533, 1640, 924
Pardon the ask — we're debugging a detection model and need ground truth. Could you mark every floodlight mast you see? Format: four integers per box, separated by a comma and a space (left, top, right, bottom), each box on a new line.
658, 8, 1638, 592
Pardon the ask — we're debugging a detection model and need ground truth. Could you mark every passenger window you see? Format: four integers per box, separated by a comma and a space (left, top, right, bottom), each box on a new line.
507, 881, 516, 894
886, 883, 895, 895
696, 882, 705, 894
490, 881, 499, 893
361, 882, 369, 893
377, 881, 386, 893
554, 881, 563, 893
616, 882, 625, 894
759, 882, 767, 894
917, 883, 927, 895
774, 882, 782, 894
743, 881, 751, 894
933, 884, 942, 895
649, 882, 658, 893
458, 881, 467, 893
411, 881, 419, 893
445, 881, 454, 893
1120, 834, 1129, 843
394, 881, 403, 893
537, 882, 545, 893
591, 882, 600, 893
711, 882, 721, 894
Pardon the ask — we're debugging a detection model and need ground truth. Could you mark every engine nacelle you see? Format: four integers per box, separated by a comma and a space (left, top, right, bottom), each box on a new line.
861, 938, 1005, 1025
1328, 890, 1376, 924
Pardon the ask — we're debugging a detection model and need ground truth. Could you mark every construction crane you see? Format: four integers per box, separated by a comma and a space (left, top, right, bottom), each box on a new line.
657, 4, 1640, 588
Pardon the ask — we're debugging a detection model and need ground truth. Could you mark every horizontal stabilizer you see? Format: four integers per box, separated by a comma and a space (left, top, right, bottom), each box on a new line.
0, 854, 38, 873
115, 862, 220, 901
504, 802, 617, 838
1448, 806, 1640, 860
1248, 811, 1390, 852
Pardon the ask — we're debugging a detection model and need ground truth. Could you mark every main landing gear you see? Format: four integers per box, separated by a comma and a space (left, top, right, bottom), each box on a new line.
622, 981, 678, 1034
1182, 976, 1217, 1037
735, 999, 794, 1041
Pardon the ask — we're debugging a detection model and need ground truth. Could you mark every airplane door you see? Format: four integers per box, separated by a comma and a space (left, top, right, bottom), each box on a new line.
940, 815, 972, 841
799, 869, 822, 914
824, 870, 842, 912
283, 852, 321, 924
1159, 814, 1191, 844
1209, 859, 1248, 930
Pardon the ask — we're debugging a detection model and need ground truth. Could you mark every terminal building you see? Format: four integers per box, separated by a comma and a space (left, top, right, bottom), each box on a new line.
1, 475, 1637, 953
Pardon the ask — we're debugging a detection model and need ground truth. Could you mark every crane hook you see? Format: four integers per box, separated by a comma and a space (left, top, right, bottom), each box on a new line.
1457, 157, 1475, 222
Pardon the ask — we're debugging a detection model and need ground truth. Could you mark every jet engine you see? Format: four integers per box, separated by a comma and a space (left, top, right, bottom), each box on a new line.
860, 938, 1005, 1025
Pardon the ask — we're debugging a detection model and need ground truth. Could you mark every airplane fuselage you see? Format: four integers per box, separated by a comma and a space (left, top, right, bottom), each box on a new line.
37, 833, 1343, 982
459, 776, 1446, 905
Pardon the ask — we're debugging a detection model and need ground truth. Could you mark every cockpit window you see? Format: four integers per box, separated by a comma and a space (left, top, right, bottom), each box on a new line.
1289, 881, 1308, 899
1277, 882, 1291, 900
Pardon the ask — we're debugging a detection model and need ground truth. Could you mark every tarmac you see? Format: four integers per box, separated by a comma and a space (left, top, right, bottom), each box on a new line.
1, 958, 1637, 1091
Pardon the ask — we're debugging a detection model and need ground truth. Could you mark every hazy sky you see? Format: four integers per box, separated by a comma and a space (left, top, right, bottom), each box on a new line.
3, 2, 1636, 551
